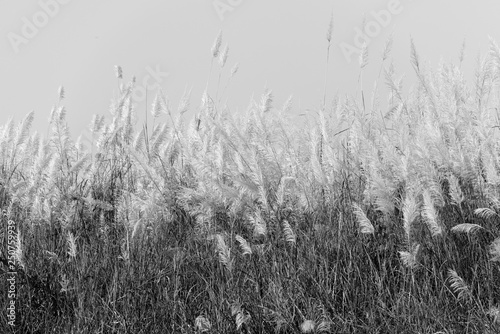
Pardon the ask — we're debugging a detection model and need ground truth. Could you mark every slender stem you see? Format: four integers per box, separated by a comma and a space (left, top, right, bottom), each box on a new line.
323, 43, 331, 110
215, 69, 222, 105
205, 57, 215, 96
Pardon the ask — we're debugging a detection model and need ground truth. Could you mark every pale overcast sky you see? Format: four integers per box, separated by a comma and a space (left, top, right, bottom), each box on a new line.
1, 0, 500, 139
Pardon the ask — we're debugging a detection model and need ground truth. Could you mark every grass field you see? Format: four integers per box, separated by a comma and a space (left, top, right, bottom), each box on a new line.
1, 27, 500, 333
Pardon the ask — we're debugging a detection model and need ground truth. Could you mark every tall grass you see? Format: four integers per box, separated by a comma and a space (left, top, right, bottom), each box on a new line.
0, 26, 500, 334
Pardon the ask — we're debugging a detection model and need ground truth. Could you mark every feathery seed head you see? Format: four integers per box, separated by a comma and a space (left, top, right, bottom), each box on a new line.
489, 36, 500, 68
219, 44, 229, 68
250, 212, 267, 238
353, 203, 374, 234
177, 87, 191, 114
410, 37, 420, 72
115, 65, 123, 79
235, 235, 252, 255
14, 231, 25, 270
399, 243, 420, 269
474, 207, 498, 219
402, 193, 419, 243
49, 106, 56, 124
300, 320, 315, 333
326, 13, 334, 43
231, 302, 251, 330
230, 62, 239, 78
151, 93, 164, 118
58, 86, 65, 100
195, 315, 211, 332
447, 174, 464, 206
422, 190, 442, 237
359, 42, 369, 68
211, 30, 223, 58
201, 89, 210, 109
282, 95, 293, 113
260, 89, 274, 113
382, 33, 393, 61
282, 220, 296, 246
214, 234, 232, 272
459, 38, 466, 64
67, 232, 77, 259
450, 223, 483, 235
90, 114, 105, 134
448, 269, 471, 301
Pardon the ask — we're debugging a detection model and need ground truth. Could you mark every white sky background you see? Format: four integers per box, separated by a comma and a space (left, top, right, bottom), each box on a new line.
1, 0, 500, 140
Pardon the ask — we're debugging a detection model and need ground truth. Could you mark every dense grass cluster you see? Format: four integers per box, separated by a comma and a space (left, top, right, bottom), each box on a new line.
1, 30, 500, 333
